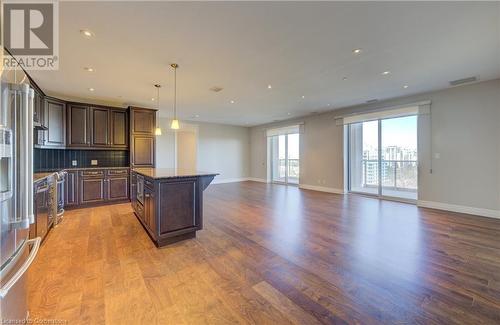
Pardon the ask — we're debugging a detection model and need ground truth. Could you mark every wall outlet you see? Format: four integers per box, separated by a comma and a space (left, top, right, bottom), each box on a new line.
91, 160, 98, 166
71, 160, 77, 166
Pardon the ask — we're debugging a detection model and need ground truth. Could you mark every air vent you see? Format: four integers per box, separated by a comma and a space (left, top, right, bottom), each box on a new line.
209, 86, 223, 93
366, 99, 378, 104
449, 76, 479, 87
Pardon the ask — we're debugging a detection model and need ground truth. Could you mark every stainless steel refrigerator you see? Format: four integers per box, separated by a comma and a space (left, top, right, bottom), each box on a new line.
0, 54, 40, 321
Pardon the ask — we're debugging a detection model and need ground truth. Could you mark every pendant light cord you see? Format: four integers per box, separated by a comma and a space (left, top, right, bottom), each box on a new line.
173, 66, 177, 119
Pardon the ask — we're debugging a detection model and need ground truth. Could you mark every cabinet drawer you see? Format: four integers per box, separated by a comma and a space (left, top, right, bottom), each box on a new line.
80, 169, 105, 177
107, 169, 129, 176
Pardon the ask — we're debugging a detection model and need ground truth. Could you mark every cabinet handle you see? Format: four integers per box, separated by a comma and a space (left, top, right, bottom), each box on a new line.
145, 193, 150, 198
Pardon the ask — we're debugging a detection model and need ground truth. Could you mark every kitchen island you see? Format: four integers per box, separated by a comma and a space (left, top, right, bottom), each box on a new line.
130, 168, 218, 247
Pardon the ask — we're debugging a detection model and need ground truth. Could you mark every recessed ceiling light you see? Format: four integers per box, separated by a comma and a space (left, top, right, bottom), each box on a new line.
230, 100, 235, 104
80, 29, 94, 38
151, 97, 155, 101
195, 114, 200, 118
403, 85, 409, 89
352, 48, 362, 55
267, 84, 272, 89
84, 67, 94, 72
301, 95, 305, 99
287, 112, 291, 115
381, 71, 391, 76
327, 103, 331, 106
342, 77, 348, 81
88, 87, 95, 92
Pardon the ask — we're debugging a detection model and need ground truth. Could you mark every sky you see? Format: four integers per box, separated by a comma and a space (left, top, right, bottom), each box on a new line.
362, 116, 417, 150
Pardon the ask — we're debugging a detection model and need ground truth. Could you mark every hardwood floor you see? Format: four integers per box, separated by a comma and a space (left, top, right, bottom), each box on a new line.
27, 181, 500, 324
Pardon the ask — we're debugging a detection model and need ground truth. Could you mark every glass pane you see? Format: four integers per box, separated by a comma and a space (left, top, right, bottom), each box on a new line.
381, 116, 418, 199
287, 133, 299, 184
349, 121, 379, 195
271, 135, 287, 183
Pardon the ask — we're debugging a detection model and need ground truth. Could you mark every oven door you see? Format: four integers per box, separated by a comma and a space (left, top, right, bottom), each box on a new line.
136, 176, 144, 205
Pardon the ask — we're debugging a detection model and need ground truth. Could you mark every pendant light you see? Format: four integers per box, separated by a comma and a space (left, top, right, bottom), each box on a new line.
154, 84, 162, 135
170, 63, 180, 130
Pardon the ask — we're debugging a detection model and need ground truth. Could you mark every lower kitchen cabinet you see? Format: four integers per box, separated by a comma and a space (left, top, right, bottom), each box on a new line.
64, 170, 79, 207
80, 177, 106, 204
63, 168, 130, 208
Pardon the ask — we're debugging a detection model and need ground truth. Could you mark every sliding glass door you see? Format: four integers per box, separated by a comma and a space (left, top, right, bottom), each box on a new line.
348, 115, 417, 200
271, 133, 299, 184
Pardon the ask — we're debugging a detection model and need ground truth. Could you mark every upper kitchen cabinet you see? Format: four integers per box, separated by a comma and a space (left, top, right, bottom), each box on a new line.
67, 103, 90, 147
33, 89, 45, 128
90, 107, 110, 147
43, 97, 66, 148
131, 107, 155, 134
67, 103, 128, 150
110, 109, 128, 148
129, 107, 156, 167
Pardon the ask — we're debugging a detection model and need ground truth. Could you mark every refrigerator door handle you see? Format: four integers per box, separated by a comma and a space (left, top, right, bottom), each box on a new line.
0, 237, 41, 299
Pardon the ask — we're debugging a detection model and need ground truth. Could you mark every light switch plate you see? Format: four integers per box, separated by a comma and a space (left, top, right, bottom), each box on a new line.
91, 160, 98, 166
72, 160, 77, 166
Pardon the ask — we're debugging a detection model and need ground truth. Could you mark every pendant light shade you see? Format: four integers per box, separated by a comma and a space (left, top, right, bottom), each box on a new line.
154, 84, 162, 136
170, 119, 179, 130
170, 63, 180, 130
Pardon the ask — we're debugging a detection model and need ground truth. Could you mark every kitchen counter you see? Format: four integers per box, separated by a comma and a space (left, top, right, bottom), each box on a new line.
35, 166, 129, 173
34, 172, 56, 183
132, 168, 218, 179
130, 169, 218, 247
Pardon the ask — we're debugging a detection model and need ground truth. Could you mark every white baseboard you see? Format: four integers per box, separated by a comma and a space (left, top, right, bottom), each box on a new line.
417, 200, 500, 219
299, 184, 346, 195
246, 177, 268, 183
212, 177, 249, 184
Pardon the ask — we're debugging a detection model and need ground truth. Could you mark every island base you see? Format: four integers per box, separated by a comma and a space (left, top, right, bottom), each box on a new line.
156, 232, 196, 247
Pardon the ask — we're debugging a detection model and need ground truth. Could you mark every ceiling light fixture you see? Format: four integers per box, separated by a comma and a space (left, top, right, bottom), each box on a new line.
170, 63, 180, 130
301, 95, 305, 99
154, 84, 162, 135
403, 85, 409, 89
352, 48, 362, 54
230, 100, 235, 104
381, 71, 391, 76
151, 97, 155, 101
84, 67, 94, 72
88, 87, 94, 92
267, 84, 272, 89
80, 29, 94, 38
342, 77, 348, 81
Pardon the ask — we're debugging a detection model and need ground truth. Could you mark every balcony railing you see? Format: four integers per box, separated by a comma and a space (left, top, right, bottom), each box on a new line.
277, 158, 299, 178
362, 159, 417, 191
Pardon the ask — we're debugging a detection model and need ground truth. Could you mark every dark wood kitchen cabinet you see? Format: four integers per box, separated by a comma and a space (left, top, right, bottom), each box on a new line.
129, 107, 156, 167
64, 170, 79, 207
33, 89, 45, 127
43, 97, 66, 148
80, 173, 106, 204
90, 107, 110, 146
67, 103, 90, 147
143, 185, 156, 232
107, 169, 129, 201
110, 109, 128, 148
67, 103, 128, 149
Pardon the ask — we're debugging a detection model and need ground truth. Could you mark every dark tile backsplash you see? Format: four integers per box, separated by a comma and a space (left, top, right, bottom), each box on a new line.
34, 149, 129, 172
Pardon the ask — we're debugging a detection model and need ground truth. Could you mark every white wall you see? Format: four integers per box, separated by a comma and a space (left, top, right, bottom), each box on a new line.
155, 118, 250, 182
250, 79, 500, 215
177, 130, 197, 170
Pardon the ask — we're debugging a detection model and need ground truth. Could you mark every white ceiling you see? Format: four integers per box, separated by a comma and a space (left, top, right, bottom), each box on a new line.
30, 1, 500, 126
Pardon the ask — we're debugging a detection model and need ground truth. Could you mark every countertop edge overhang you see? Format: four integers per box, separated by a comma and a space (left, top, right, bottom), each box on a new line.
132, 168, 219, 180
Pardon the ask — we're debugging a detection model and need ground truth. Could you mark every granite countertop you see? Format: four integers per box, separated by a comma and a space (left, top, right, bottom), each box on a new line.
132, 168, 219, 179
34, 172, 56, 183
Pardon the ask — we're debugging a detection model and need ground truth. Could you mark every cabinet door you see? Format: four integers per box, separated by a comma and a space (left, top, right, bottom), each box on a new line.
110, 110, 128, 148
132, 136, 155, 166
35, 184, 49, 239
132, 109, 155, 134
144, 187, 156, 231
64, 171, 78, 206
107, 177, 129, 201
67, 104, 90, 147
33, 90, 44, 126
159, 179, 197, 235
44, 98, 66, 147
80, 177, 105, 204
91, 107, 110, 146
